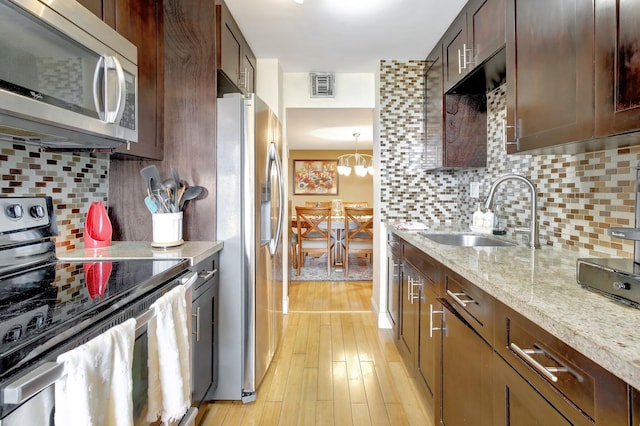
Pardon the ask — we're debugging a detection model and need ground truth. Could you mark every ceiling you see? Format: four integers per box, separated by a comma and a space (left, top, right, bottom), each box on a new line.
225, 0, 468, 149
287, 107, 374, 150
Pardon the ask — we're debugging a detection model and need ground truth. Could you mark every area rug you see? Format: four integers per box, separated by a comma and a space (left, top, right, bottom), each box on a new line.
290, 254, 373, 282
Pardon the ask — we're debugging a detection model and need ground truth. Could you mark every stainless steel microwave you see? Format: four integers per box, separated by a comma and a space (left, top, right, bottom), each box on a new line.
0, 0, 138, 149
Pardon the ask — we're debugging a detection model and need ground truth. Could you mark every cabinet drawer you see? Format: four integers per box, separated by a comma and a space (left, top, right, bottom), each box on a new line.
404, 244, 441, 293
495, 302, 627, 424
443, 269, 493, 344
387, 232, 403, 257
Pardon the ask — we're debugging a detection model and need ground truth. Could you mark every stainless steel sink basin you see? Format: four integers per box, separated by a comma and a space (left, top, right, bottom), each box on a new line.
418, 232, 516, 247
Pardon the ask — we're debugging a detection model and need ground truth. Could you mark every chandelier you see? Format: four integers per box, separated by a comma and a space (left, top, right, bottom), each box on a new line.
337, 133, 374, 177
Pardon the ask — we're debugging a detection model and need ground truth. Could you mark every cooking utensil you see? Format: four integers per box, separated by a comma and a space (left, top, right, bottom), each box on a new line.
144, 196, 159, 214
179, 185, 203, 210
171, 168, 180, 208
140, 165, 162, 185
150, 177, 171, 213
162, 178, 179, 212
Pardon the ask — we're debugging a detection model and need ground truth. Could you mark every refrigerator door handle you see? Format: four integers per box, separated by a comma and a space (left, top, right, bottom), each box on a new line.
268, 142, 284, 256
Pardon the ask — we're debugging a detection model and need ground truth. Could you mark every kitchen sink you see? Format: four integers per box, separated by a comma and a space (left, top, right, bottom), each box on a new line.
418, 232, 516, 247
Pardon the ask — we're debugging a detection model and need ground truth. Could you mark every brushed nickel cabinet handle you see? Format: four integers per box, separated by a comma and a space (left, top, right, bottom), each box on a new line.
430, 304, 443, 338
446, 289, 476, 308
192, 306, 201, 341
510, 342, 583, 383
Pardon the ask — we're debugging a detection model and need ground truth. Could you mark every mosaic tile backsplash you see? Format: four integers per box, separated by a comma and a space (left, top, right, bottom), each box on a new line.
0, 60, 638, 260
379, 60, 637, 259
0, 141, 109, 252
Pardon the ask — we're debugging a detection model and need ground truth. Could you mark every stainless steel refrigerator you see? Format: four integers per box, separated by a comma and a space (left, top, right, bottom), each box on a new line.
212, 93, 284, 402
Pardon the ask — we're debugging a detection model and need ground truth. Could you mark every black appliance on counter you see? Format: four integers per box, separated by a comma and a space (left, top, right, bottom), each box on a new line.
578, 161, 640, 308
0, 196, 195, 424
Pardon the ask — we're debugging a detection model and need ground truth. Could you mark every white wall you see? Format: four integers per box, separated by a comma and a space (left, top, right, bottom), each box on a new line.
256, 59, 284, 120
283, 73, 375, 108
258, 68, 380, 317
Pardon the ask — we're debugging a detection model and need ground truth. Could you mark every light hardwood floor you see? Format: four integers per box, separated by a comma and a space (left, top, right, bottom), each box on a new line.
196, 280, 433, 425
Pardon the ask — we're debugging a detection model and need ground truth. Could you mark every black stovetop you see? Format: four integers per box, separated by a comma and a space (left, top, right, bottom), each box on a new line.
0, 257, 187, 378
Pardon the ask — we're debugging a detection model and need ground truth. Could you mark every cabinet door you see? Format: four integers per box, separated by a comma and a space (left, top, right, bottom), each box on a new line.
192, 280, 215, 404
468, 0, 506, 66
493, 354, 577, 426
443, 13, 469, 92
241, 52, 256, 94
441, 301, 493, 425
220, 22, 241, 84
424, 45, 445, 169
398, 264, 420, 375
418, 287, 440, 398
113, 0, 164, 159
595, 0, 640, 137
217, 3, 242, 86
386, 245, 400, 336
76, 0, 116, 27
506, 0, 594, 152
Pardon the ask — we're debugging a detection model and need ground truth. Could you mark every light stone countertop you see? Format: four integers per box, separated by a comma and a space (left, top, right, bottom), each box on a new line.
392, 223, 640, 391
57, 240, 223, 266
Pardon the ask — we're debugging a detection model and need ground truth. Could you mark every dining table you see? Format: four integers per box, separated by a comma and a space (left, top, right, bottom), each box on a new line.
290, 214, 372, 270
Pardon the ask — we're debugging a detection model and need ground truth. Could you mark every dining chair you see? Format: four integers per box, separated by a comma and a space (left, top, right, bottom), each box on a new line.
343, 201, 368, 208
343, 207, 374, 276
304, 201, 332, 208
295, 206, 334, 275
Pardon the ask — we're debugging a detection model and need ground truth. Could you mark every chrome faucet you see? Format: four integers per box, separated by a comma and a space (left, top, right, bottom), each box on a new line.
483, 174, 541, 249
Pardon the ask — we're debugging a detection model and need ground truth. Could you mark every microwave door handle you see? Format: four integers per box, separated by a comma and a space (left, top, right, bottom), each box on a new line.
92, 55, 106, 121
103, 56, 126, 124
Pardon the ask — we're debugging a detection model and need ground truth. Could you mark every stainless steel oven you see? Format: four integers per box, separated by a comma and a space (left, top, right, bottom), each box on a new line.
0, 197, 197, 425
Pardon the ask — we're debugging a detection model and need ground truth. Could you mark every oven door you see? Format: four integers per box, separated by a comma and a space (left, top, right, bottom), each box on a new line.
132, 276, 197, 426
0, 271, 197, 426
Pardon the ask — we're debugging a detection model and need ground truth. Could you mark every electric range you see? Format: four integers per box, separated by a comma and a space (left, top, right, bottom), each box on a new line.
0, 196, 190, 420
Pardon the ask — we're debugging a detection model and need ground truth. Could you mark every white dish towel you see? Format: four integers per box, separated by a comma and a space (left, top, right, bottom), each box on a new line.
147, 285, 191, 424
54, 318, 136, 426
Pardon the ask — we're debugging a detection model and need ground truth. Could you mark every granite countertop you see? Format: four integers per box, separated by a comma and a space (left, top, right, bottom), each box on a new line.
57, 241, 223, 266
392, 223, 640, 390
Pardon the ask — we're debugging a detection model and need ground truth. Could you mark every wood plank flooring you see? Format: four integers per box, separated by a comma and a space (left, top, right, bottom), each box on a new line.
197, 281, 433, 426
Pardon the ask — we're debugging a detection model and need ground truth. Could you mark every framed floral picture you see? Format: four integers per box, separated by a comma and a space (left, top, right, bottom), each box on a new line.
293, 160, 339, 195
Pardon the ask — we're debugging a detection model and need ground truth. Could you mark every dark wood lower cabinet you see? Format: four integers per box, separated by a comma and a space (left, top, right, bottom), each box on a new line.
440, 300, 493, 425
493, 353, 577, 426
398, 262, 420, 375
393, 238, 632, 425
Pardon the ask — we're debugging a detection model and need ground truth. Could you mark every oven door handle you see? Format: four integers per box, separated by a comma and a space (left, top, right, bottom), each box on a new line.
1, 361, 64, 405
1, 270, 198, 405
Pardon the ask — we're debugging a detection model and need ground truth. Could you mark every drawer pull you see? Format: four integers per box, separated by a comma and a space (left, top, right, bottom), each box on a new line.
510, 343, 583, 383
446, 289, 476, 308
198, 269, 217, 281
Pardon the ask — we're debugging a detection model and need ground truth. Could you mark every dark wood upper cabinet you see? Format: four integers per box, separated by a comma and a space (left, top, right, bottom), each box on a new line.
424, 43, 487, 170
424, 45, 445, 169
443, 0, 506, 92
216, 0, 256, 95
505, 0, 594, 153
507, 0, 640, 154
595, 0, 640, 137
76, 0, 116, 27
113, 0, 164, 160
443, 13, 469, 92
77, 0, 164, 160
468, 0, 507, 67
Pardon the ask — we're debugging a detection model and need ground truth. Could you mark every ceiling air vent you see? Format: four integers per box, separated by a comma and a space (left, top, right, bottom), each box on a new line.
310, 73, 335, 98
